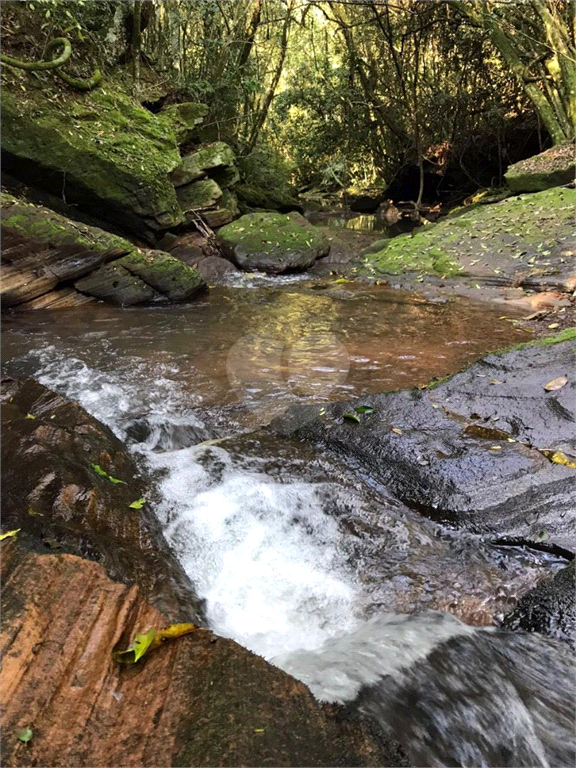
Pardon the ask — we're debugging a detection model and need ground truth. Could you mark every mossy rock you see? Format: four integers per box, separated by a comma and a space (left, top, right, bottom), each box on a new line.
1, 87, 184, 240
360, 186, 575, 278
203, 189, 239, 228
119, 250, 205, 301
505, 143, 575, 193
217, 212, 330, 274
74, 262, 159, 306
235, 183, 302, 214
176, 178, 223, 217
171, 142, 236, 187
160, 102, 208, 145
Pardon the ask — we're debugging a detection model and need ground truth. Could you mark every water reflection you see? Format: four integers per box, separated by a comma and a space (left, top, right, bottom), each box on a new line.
1, 282, 528, 428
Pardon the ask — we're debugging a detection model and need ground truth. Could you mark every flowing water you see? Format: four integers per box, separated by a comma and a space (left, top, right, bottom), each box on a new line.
3, 277, 572, 765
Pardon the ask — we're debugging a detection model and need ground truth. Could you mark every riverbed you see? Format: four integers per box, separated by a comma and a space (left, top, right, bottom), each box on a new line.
1, 277, 565, 663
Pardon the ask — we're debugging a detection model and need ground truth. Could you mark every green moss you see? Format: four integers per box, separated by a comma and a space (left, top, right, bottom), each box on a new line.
360, 186, 575, 277
218, 212, 327, 256
1, 86, 184, 231
492, 327, 576, 355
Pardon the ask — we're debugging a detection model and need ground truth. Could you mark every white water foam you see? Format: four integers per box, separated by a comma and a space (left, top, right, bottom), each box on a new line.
17, 348, 363, 660
146, 444, 362, 659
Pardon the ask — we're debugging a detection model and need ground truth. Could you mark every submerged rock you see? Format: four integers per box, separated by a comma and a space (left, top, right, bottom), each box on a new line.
218, 211, 330, 274
1, 87, 184, 240
505, 142, 575, 193
271, 336, 576, 551
502, 559, 575, 648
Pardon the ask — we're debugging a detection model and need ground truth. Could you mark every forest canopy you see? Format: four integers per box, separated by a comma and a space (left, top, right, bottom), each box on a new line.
2, 0, 575, 200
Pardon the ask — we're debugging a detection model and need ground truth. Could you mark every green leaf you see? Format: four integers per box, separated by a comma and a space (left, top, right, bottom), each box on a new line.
128, 497, 146, 509
17, 727, 33, 744
91, 464, 127, 485
343, 412, 361, 423
0, 529, 21, 541
354, 406, 374, 414
25, 413, 36, 420
108, 475, 127, 485
113, 628, 157, 664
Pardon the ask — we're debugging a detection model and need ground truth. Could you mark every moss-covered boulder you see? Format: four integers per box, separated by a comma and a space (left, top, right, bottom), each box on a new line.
236, 182, 302, 214
1, 87, 184, 240
171, 141, 237, 187
505, 143, 575, 193
176, 178, 223, 213
1, 194, 206, 309
217, 211, 330, 273
360, 186, 575, 281
203, 189, 239, 228
160, 102, 208, 145
119, 250, 205, 301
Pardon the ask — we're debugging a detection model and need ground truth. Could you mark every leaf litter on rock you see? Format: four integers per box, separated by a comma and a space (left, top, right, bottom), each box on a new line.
113, 623, 198, 664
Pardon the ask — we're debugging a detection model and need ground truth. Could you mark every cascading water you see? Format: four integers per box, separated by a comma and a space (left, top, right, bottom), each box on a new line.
2, 285, 573, 766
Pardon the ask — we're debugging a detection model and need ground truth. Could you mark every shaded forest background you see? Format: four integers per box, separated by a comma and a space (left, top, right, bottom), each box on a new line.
2, 0, 575, 205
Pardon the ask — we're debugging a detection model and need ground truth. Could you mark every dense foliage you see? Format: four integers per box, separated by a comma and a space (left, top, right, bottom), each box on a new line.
3, 0, 574, 197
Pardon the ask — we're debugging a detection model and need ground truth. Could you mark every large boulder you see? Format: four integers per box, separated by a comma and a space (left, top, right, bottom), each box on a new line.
505, 142, 575, 193
271, 335, 576, 552
502, 559, 575, 648
1, 195, 206, 309
1, 87, 185, 241
160, 102, 208, 145
217, 212, 330, 274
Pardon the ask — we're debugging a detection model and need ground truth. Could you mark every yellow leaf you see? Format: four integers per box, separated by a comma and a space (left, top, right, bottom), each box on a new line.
0, 528, 21, 541
490, 445, 502, 450
113, 623, 197, 664
548, 323, 559, 329
25, 413, 36, 420
489, 379, 502, 385
543, 376, 568, 392
391, 427, 403, 435
543, 449, 576, 469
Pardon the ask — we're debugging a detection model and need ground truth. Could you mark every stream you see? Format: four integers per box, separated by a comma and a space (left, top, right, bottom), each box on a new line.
3, 276, 572, 765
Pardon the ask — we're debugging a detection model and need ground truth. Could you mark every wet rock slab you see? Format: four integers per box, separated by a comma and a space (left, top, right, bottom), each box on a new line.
502, 558, 575, 648
0, 377, 202, 622
1, 542, 402, 768
271, 337, 576, 552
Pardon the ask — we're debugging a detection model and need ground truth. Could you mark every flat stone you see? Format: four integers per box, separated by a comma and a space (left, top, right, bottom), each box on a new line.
171, 141, 236, 187
119, 250, 206, 302
75, 262, 159, 306
176, 178, 223, 214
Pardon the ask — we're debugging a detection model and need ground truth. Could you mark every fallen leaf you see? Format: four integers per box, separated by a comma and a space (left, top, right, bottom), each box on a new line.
354, 406, 374, 414
391, 427, 403, 435
91, 463, 108, 477
490, 445, 502, 450
541, 449, 576, 469
333, 278, 352, 284
113, 623, 197, 664
0, 529, 21, 541
27, 508, 44, 516
128, 498, 146, 509
253, 728, 265, 734
17, 727, 33, 744
533, 530, 550, 543
343, 412, 361, 423
489, 379, 502, 385
547, 323, 559, 329
543, 376, 568, 391
25, 413, 36, 420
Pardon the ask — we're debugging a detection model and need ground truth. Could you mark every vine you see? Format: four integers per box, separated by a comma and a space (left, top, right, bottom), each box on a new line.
0, 37, 101, 91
